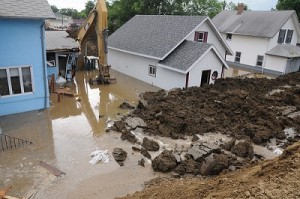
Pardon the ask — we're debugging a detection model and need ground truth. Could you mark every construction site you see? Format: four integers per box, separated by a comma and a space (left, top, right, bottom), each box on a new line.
1, 0, 300, 198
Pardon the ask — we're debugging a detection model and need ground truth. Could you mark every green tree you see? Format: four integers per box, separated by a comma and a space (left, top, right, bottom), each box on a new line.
224, 1, 249, 10
85, 1, 96, 16
187, 0, 223, 18
51, 5, 59, 13
276, 0, 300, 19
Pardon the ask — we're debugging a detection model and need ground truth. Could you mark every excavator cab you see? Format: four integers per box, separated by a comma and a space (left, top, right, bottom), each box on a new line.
76, 0, 115, 85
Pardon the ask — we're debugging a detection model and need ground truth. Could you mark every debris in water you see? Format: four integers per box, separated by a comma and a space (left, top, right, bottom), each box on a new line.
89, 149, 109, 165
39, 161, 66, 177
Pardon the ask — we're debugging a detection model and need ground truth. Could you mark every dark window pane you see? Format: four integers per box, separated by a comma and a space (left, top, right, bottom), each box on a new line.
277, 29, 286, 44
9, 68, 21, 94
285, 30, 293, 44
0, 69, 9, 96
22, 67, 32, 92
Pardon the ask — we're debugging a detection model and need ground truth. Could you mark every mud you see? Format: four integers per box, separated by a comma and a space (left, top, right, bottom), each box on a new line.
127, 72, 300, 145
110, 72, 300, 176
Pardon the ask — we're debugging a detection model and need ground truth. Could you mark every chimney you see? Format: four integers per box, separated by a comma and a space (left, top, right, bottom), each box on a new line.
237, 3, 244, 15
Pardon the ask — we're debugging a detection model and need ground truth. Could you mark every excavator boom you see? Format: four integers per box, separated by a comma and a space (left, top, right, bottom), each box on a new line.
76, 0, 112, 84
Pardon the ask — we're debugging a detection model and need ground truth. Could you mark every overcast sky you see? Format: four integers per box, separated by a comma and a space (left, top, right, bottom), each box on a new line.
47, 0, 278, 12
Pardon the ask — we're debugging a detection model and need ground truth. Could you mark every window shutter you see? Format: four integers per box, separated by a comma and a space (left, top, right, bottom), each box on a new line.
204, 32, 208, 43
194, 32, 199, 41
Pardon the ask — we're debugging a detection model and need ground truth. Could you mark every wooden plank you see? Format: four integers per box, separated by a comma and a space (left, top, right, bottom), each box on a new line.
3, 195, 21, 199
39, 161, 66, 177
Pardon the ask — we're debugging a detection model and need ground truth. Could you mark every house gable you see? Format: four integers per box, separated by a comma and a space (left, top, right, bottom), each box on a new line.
213, 10, 295, 38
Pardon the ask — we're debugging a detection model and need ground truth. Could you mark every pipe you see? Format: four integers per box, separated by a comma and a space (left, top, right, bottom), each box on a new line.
40, 21, 48, 109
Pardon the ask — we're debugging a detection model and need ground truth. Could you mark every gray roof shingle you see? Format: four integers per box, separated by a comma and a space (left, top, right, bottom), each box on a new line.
46, 31, 79, 51
212, 10, 295, 38
0, 0, 55, 19
159, 40, 212, 72
108, 15, 208, 59
266, 44, 300, 58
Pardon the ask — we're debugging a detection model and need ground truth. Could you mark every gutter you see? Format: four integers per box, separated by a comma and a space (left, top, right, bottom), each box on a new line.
40, 21, 49, 109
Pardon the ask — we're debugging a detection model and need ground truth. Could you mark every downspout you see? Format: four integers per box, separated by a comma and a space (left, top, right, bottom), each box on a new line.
221, 51, 227, 78
40, 21, 48, 109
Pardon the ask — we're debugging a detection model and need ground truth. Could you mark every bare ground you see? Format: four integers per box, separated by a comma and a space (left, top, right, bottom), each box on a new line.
120, 141, 300, 199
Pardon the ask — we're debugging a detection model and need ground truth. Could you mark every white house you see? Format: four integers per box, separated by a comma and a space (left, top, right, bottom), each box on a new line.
108, 15, 232, 90
213, 4, 300, 77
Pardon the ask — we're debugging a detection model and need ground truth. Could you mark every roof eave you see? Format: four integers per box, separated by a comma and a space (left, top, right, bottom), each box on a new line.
157, 63, 186, 74
108, 46, 162, 60
0, 15, 56, 19
207, 18, 233, 56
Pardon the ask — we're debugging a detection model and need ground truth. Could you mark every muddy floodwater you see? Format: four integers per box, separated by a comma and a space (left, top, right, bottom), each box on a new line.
0, 70, 161, 198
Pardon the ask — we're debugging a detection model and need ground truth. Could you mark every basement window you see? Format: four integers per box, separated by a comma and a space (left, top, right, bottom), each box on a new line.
234, 52, 241, 63
256, 55, 264, 67
0, 66, 33, 97
148, 65, 156, 77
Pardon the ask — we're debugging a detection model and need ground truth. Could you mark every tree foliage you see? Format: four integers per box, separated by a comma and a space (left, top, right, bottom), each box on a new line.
108, 0, 224, 34
276, 0, 300, 19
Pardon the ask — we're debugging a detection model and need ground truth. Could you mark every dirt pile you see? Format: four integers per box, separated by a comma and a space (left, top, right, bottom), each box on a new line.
119, 141, 300, 199
132, 72, 300, 144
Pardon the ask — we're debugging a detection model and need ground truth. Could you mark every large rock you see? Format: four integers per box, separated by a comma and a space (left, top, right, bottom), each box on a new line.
152, 150, 177, 172
187, 142, 221, 162
113, 120, 126, 132
200, 153, 229, 176
120, 130, 138, 143
231, 141, 254, 159
142, 137, 160, 151
125, 117, 147, 129
113, 148, 127, 166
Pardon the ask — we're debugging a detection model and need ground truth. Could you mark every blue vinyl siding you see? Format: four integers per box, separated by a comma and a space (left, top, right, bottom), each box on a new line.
0, 18, 49, 116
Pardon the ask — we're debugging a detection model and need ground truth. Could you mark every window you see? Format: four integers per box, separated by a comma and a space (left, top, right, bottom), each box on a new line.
277, 29, 286, 44
46, 52, 56, 67
234, 52, 241, 63
149, 65, 156, 77
194, 31, 208, 43
226, 33, 232, 40
0, 66, 33, 97
285, 29, 293, 44
256, 55, 264, 67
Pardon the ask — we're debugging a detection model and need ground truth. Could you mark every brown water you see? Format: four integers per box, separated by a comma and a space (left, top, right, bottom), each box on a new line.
0, 69, 160, 199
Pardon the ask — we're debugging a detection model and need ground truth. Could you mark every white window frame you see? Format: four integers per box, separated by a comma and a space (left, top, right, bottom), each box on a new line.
256, 55, 264, 67
234, 52, 241, 63
148, 65, 156, 77
0, 65, 34, 98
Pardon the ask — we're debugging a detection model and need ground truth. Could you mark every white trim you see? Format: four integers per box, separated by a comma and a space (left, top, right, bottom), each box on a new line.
186, 46, 229, 73
158, 46, 229, 74
157, 63, 186, 74
0, 65, 34, 98
108, 46, 162, 60
206, 18, 234, 55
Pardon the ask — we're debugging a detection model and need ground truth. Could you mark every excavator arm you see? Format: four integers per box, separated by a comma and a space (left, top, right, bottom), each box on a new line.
76, 0, 112, 84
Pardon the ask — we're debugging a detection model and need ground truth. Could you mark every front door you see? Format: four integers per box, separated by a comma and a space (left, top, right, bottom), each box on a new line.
200, 70, 211, 87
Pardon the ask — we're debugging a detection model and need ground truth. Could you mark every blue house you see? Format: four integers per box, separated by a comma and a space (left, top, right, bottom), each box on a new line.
0, 0, 55, 116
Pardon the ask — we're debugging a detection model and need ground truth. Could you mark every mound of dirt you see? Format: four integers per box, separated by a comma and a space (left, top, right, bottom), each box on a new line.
118, 141, 300, 199
131, 72, 300, 145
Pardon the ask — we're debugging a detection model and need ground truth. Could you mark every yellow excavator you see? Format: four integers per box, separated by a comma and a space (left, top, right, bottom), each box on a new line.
76, 0, 114, 84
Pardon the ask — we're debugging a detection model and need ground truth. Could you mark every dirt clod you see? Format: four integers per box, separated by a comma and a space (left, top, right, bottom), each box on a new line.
231, 141, 254, 159
142, 137, 160, 151
152, 150, 177, 172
